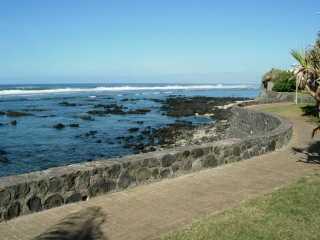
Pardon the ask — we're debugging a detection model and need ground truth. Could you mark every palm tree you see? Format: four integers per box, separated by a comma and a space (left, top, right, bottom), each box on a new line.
291, 39, 320, 137
291, 50, 319, 97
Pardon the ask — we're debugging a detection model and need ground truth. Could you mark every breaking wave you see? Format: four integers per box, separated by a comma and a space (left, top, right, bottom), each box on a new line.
0, 84, 257, 96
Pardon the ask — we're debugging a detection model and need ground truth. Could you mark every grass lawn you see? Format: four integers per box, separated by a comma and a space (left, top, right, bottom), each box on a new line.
162, 174, 320, 240
261, 104, 319, 124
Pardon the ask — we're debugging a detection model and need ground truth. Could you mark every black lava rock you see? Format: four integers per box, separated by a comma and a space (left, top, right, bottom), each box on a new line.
53, 123, 65, 129
69, 123, 80, 128
6, 111, 33, 117
79, 115, 95, 121
126, 108, 151, 114
161, 96, 250, 117
128, 127, 139, 133
59, 101, 77, 107
0, 155, 9, 163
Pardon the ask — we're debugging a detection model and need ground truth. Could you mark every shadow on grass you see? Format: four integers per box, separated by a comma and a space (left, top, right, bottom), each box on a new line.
292, 141, 320, 164
300, 105, 319, 118
33, 206, 107, 240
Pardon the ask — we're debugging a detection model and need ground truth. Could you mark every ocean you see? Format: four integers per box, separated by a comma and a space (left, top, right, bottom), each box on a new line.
0, 83, 259, 177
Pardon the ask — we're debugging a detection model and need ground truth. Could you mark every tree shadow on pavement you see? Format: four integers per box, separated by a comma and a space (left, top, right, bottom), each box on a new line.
292, 141, 320, 164
33, 206, 107, 240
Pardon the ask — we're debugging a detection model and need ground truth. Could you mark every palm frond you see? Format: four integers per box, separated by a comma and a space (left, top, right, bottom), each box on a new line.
291, 50, 308, 68
33, 207, 107, 240
308, 47, 320, 72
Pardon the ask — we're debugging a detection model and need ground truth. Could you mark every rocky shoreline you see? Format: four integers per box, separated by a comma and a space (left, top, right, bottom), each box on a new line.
0, 95, 250, 169
115, 96, 250, 153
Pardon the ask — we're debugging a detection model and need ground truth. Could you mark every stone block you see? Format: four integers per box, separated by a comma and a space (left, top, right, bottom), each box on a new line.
202, 154, 218, 168
48, 177, 63, 193
107, 164, 121, 178
65, 193, 82, 204
117, 170, 135, 189
44, 194, 64, 209
161, 154, 176, 167
136, 168, 152, 182
191, 148, 204, 158
27, 196, 42, 212
76, 171, 90, 190
4, 202, 20, 220
0, 189, 11, 206
160, 168, 171, 178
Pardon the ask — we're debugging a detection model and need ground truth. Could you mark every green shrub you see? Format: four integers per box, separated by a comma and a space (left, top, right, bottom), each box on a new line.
262, 68, 296, 92
272, 72, 296, 92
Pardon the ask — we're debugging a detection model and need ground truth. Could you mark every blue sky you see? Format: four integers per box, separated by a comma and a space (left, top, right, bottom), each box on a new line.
0, 0, 319, 84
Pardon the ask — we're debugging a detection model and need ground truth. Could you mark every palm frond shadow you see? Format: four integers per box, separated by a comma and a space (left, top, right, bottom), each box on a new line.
292, 141, 320, 164
33, 206, 107, 240
300, 105, 319, 118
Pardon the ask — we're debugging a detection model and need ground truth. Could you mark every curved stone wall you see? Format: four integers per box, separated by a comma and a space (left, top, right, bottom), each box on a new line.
227, 107, 282, 138
0, 106, 293, 222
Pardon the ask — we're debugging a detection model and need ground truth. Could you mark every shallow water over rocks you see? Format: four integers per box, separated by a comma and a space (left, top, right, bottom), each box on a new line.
0, 85, 258, 176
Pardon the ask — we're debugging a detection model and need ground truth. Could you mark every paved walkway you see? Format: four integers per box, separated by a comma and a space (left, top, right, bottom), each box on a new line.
1, 103, 319, 240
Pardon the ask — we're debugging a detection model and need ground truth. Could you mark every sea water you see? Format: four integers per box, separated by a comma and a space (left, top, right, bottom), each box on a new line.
0, 83, 259, 176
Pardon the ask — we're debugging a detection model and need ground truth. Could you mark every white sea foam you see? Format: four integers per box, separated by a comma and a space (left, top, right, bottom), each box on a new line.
0, 84, 256, 96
